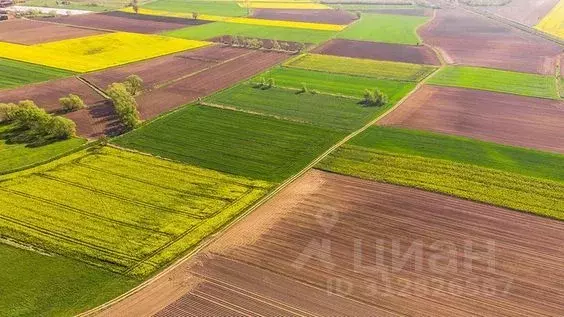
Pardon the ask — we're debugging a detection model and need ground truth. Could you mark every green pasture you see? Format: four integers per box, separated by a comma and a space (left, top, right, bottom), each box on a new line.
0, 58, 75, 89
143, 0, 248, 16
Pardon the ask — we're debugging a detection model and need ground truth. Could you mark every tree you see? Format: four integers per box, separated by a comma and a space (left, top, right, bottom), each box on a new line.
5, 100, 76, 141
364, 88, 388, 107
266, 78, 275, 89
46, 116, 76, 139
59, 94, 85, 113
0, 103, 18, 123
106, 82, 141, 131
132, 0, 139, 13
123, 74, 143, 96
192, 11, 198, 20
272, 39, 282, 51
299, 82, 308, 94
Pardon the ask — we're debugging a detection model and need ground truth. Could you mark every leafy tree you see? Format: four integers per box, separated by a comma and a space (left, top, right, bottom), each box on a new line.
364, 88, 388, 106
59, 94, 85, 113
5, 100, 76, 141
106, 83, 141, 131
123, 74, 143, 96
46, 116, 76, 139
0, 103, 18, 123
266, 78, 275, 89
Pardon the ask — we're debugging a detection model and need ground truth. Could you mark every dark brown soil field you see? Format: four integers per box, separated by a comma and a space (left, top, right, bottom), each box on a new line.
251, 9, 357, 24
418, 9, 562, 75
96, 170, 564, 317
0, 19, 106, 44
64, 101, 122, 139
483, 0, 560, 26
379, 85, 564, 153
0, 77, 105, 113
40, 11, 208, 34
135, 49, 289, 120
83, 45, 249, 91
210, 36, 307, 52
313, 39, 441, 65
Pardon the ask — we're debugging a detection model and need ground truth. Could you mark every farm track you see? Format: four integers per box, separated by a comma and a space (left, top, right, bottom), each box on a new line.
96, 170, 564, 316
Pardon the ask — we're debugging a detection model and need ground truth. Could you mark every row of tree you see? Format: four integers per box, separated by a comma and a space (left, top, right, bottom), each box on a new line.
221, 36, 306, 53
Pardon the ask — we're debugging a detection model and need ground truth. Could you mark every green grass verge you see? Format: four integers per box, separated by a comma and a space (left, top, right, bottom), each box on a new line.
286, 54, 436, 81
207, 84, 411, 133
428, 66, 560, 99
0, 58, 75, 89
114, 105, 344, 182
162, 22, 336, 43
0, 124, 86, 174
318, 145, 564, 220
19, 0, 129, 11
144, 0, 248, 16
254, 67, 416, 100
351, 126, 564, 183
336, 13, 428, 45
0, 146, 270, 277
0, 243, 138, 317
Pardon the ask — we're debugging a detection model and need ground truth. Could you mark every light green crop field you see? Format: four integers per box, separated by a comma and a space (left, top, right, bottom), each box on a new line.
351, 127, 564, 183
253, 67, 416, 99
20, 0, 130, 11
286, 54, 437, 81
318, 145, 564, 220
428, 66, 560, 99
0, 58, 75, 89
163, 22, 336, 43
0, 146, 270, 277
0, 124, 86, 174
144, 0, 248, 16
208, 84, 409, 132
336, 13, 428, 44
114, 105, 344, 182
0, 243, 138, 317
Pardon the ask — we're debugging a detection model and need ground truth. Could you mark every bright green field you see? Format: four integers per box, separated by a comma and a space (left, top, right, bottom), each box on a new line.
254, 67, 416, 99
286, 54, 436, 81
336, 13, 428, 45
0, 243, 137, 317
114, 105, 344, 182
144, 0, 248, 16
428, 66, 560, 99
0, 146, 270, 277
19, 0, 129, 11
318, 145, 564, 220
0, 124, 86, 174
208, 84, 408, 132
163, 22, 336, 43
0, 58, 75, 89
351, 127, 564, 183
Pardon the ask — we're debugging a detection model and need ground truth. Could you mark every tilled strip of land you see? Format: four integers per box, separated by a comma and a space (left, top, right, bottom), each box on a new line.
39, 11, 209, 34
251, 9, 357, 24
313, 39, 441, 65
0, 77, 106, 112
64, 102, 122, 139
418, 8, 562, 75
378, 85, 564, 153
0, 19, 107, 45
97, 170, 564, 317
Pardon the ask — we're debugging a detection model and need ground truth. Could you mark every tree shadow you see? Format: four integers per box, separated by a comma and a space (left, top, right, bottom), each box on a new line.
0, 123, 57, 148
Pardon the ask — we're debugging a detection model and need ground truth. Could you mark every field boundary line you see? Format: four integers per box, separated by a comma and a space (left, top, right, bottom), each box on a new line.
79, 63, 441, 317
77, 76, 110, 99
199, 101, 310, 124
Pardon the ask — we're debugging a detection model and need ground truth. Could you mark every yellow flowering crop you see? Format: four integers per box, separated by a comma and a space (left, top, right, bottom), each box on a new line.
0, 32, 210, 72
122, 7, 345, 31
535, 0, 564, 39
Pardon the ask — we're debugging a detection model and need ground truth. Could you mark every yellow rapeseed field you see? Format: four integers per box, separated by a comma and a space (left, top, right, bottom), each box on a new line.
536, 0, 564, 39
121, 7, 344, 31
0, 32, 209, 72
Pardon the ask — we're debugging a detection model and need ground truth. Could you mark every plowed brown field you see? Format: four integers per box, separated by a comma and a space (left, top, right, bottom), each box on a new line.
0, 77, 105, 112
64, 101, 122, 138
483, 0, 559, 26
41, 11, 209, 34
418, 9, 562, 74
379, 85, 564, 153
96, 170, 564, 317
313, 39, 441, 65
0, 19, 106, 44
251, 9, 357, 24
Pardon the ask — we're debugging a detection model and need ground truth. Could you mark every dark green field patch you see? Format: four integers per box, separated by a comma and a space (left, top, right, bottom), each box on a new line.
0, 58, 75, 89
114, 105, 344, 181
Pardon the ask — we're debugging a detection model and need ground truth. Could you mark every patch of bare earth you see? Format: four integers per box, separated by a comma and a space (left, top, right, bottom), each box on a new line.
0, 19, 107, 44
418, 8, 562, 74
96, 170, 564, 317
313, 39, 441, 65
378, 85, 564, 153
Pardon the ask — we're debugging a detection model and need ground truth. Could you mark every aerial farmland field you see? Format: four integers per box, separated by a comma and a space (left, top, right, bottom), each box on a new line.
2, 1, 564, 316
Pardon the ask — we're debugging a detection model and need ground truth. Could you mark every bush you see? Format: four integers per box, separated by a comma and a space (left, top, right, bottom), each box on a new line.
0, 103, 18, 123
59, 94, 85, 113
106, 83, 141, 131
192, 11, 198, 19
123, 74, 143, 96
46, 116, 76, 139
364, 88, 388, 107
266, 78, 275, 89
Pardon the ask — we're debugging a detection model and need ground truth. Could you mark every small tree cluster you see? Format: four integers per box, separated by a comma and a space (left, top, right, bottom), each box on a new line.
363, 88, 388, 107
253, 77, 275, 90
59, 94, 85, 113
192, 11, 198, 19
106, 83, 141, 131
0, 100, 76, 140
123, 74, 143, 96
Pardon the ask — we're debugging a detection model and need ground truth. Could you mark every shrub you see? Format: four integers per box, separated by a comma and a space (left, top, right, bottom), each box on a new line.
266, 78, 275, 89
46, 116, 76, 139
123, 74, 143, 96
0, 103, 18, 123
106, 83, 141, 131
272, 40, 282, 51
253, 77, 266, 88
192, 11, 198, 19
59, 94, 85, 113
364, 88, 388, 107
